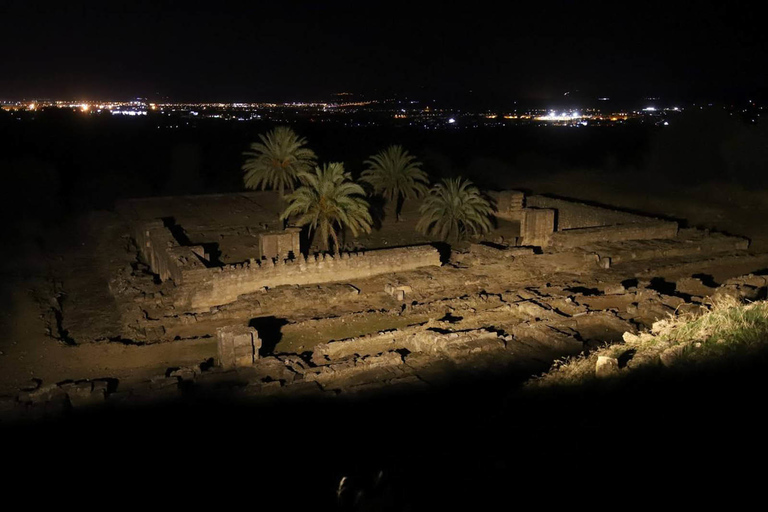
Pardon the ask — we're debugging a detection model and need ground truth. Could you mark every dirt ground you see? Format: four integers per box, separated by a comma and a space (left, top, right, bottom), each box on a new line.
3, 172, 768, 400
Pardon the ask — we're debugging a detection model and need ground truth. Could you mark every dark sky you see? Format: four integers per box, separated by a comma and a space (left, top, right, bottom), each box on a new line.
2, 0, 766, 104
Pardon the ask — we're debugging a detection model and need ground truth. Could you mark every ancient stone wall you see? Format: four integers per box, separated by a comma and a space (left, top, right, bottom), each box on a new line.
549, 221, 679, 248
133, 221, 207, 282
489, 190, 525, 221
175, 245, 443, 311
525, 195, 660, 230
259, 228, 301, 260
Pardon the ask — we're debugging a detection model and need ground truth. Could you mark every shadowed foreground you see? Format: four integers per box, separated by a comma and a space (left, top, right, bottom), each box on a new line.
5, 346, 767, 510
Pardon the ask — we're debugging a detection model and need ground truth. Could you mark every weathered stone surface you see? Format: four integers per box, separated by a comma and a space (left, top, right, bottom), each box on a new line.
632, 302, 675, 329
243, 356, 298, 383
489, 190, 525, 220
67, 381, 106, 408
217, 325, 261, 369
521, 208, 555, 247
259, 228, 301, 260
595, 356, 619, 377
169, 366, 200, 381
305, 352, 406, 388
178, 245, 442, 311
676, 277, 716, 297
550, 221, 678, 248
18, 383, 66, 404
507, 323, 583, 358
660, 345, 686, 367
660, 295, 686, 310
561, 312, 636, 343
516, 300, 566, 321
278, 355, 312, 374
150, 375, 180, 390
711, 275, 768, 303
603, 283, 626, 295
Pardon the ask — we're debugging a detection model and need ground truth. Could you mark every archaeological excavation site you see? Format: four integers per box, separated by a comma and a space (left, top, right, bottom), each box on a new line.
7, 189, 767, 417
7, 5, 768, 507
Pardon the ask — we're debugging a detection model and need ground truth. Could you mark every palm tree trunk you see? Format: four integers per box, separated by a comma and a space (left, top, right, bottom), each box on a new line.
385, 202, 397, 224
395, 195, 404, 222
329, 228, 340, 256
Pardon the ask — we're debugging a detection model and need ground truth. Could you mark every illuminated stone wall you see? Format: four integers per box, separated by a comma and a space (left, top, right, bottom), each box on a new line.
175, 245, 443, 311
525, 195, 660, 230
259, 228, 301, 260
132, 220, 207, 282
549, 221, 678, 248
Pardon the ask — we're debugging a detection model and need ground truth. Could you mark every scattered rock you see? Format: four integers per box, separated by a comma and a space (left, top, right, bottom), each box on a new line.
595, 356, 619, 377
676, 277, 716, 297
67, 381, 106, 408
660, 295, 686, 310
603, 283, 626, 295
169, 366, 199, 381
660, 345, 686, 367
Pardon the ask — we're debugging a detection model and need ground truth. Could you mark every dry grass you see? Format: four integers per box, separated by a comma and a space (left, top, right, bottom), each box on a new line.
529, 295, 768, 389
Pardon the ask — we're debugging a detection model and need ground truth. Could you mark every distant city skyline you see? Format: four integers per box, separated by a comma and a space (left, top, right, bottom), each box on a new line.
1, 91, 761, 111
6, 95, 763, 129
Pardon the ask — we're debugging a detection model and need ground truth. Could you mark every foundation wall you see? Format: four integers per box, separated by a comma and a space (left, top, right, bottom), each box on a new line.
133, 221, 182, 282
549, 221, 679, 248
489, 190, 525, 221
176, 245, 443, 311
526, 195, 660, 230
132, 221, 207, 282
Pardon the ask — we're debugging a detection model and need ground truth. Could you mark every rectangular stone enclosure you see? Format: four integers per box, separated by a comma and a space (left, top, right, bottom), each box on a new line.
217, 325, 262, 369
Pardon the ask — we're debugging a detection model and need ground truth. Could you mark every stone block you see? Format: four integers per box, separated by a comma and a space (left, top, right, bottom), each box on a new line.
676, 277, 716, 297
67, 381, 106, 408
217, 325, 262, 369
595, 356, 619, 377
259, 228, 301, 260
521, 208, 555, 247
490, 190, 526, 220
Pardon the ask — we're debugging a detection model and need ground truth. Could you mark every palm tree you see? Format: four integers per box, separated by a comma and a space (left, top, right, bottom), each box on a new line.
241, 126, 317, 199
281, 163, 373, 254
416, 177, 494, 243
360, 145, 428, 222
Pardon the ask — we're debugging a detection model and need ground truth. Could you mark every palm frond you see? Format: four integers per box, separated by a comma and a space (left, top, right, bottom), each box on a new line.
281, 162, 372, 253
360, 145, 428, 214
241, 126, 317, 194
416, 177, 493, 242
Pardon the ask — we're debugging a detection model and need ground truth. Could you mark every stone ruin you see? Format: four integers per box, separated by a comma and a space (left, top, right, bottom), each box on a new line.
259, 228, 301, 260
490, 190, 679, 248
217, 325, 262, 369
95, 189, 760, 347
9, 184, 768, 416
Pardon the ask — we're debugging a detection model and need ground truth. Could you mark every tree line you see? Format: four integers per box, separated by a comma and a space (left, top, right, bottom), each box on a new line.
242, 126, 494, 253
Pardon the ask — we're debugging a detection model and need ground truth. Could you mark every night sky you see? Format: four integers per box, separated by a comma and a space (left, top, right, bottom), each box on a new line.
2, 0, 766, 104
